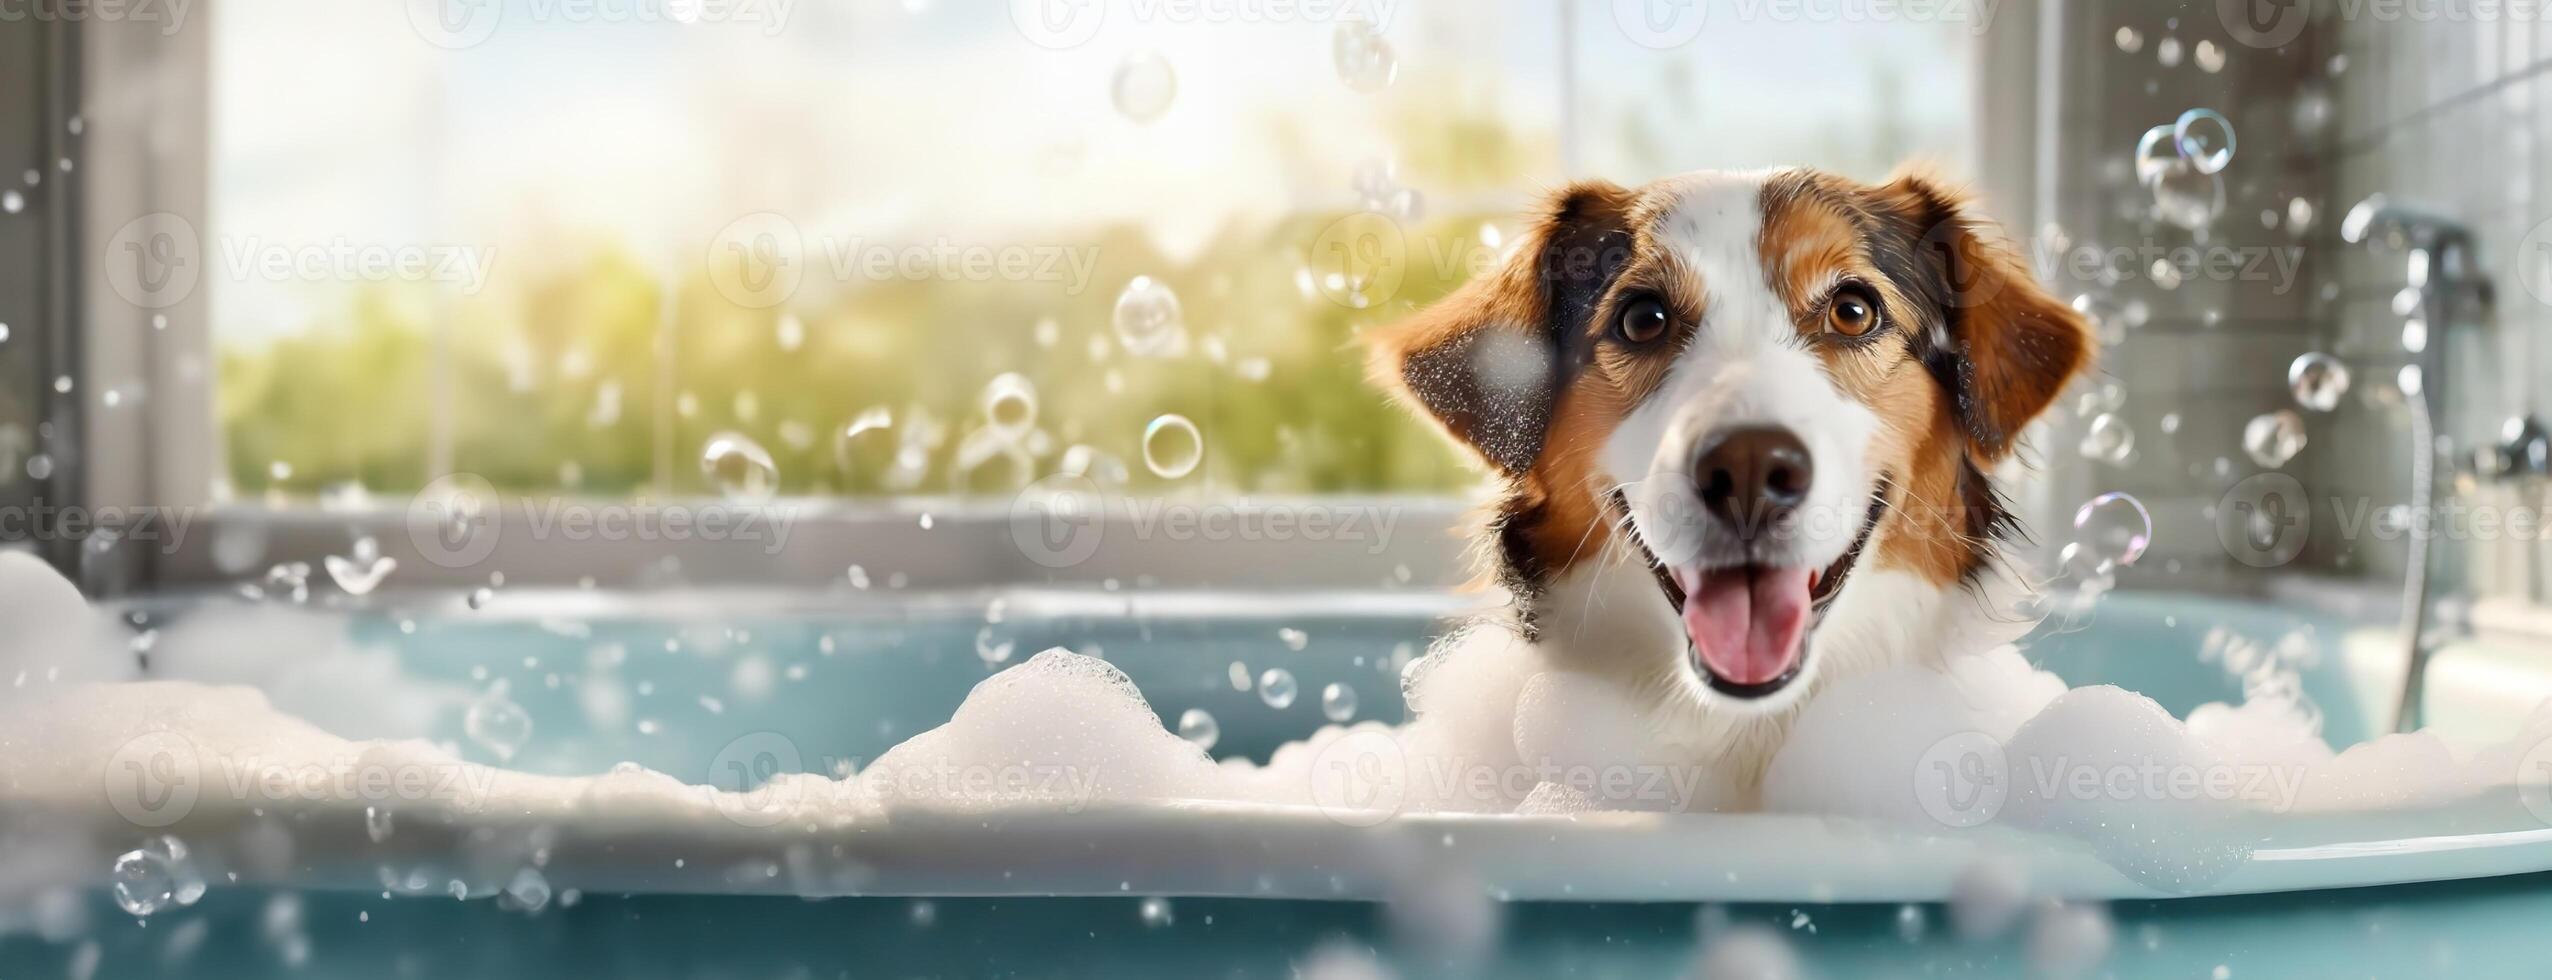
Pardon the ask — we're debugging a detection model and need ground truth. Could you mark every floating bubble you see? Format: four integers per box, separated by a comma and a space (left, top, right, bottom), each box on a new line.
1060, 444, 1132, 488
2402, 318, 2429, 354
2070, 294, 2127, 346
975, 625, 1016, 665
2287, 353, 2350, 412
467, 586, 495, 610
775, 313, 805, 352
1177, 708, 1220, 750
2071, 492, 2153, 572
503, 867, 552, 914
2194, 40, 2227, 73
1112, 276, 1186, 357
364, 805, 395, 843
1139, 896, 1175, 927
1258, 668, 1298, 709
2079, 413, 2135, 464
2113, 26, 2142, 53
833, 406, 896, 482
2174, 108, 2236, 175
1142, 414, 1203, 479
1321, 682, 1360, 722
2243, 410, 2307, 468
2156, 36, 2183, 67
1, 190, 20, 214
980, 373, 1038, 438
464, 691, 533, 761
1331, 20, 1398, 93
1278, 627, 1309, 651
1110, 50, 1176, 123
110, 837, 202, 918
699, 431, 778, 501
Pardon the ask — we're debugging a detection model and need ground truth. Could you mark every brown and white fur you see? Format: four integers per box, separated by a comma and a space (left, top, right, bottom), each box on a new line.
1368, 167, 2094, 796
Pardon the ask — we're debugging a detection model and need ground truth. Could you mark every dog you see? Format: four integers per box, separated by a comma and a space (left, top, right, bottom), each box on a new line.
1368, 167, 2094, 795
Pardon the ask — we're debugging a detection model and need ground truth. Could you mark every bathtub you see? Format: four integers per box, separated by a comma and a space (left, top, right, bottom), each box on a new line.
9, 581, 2552, 978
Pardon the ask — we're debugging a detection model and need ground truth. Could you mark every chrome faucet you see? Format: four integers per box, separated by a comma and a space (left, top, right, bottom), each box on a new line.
2341, 195, 2493, 733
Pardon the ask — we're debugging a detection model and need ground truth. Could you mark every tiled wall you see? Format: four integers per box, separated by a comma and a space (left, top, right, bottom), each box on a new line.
2040, 6, 2339, 594
2317, 7, 2552, 599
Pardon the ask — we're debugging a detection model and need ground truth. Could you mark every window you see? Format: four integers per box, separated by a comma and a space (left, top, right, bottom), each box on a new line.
200, 1, 1975, 502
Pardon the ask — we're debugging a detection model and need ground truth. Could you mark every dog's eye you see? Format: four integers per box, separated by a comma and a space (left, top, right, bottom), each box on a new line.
1615, 296, 1670, 345
1825, 285, 1881, 337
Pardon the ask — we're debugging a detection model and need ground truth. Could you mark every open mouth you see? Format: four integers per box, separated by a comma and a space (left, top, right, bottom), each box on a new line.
1617, 481, 1886, 702
1669, 564, 1820, 699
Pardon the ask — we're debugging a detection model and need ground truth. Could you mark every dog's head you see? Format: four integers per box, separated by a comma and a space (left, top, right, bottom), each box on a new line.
1371, 167, 2091, 707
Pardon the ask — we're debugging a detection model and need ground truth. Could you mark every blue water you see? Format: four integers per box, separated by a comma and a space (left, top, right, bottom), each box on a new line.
8, 588, 2511, 978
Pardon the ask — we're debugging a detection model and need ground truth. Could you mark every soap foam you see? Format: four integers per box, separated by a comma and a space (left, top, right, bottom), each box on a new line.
9, 551, 2552, 911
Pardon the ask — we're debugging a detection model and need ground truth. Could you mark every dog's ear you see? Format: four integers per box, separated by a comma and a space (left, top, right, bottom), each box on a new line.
1367, 181, 1638, 475
1874, 171, 2093, 462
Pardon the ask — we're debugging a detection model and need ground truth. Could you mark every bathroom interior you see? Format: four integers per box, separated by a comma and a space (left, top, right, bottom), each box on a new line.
9, 0, 2552, 976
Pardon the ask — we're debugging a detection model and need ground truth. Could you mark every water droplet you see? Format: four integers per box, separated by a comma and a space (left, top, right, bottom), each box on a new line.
1258, 668, 1298, 709
1177, 708, 1219, 750
364, 806, 395, 843
464, 692, 533, 761
2174, 108, 2236, 175
2287, 353, 2350, 412
1112, 276, 1185, 357
2071, 492, 2152, 573
503, 867, 552, 913
1110, 50, 1176, 123
1139, 896, 1174, 927
1143, 414, 1203, 479
110, 837, 201, 917
2079, 413, 2133, 464
1332, 20, 1398, 93
2242, 410, 2307, 468
1277, 627, 1308, 651
324, 536, 397, 596
1321, 682, 1359, 722
2194, 39, 2227, 73
975, 625, 1015, 665
700, 431, 778, 501
980, 372, 1038, 438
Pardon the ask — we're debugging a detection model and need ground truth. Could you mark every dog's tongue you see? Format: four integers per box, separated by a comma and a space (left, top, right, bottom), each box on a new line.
1681, 566, 1813, 687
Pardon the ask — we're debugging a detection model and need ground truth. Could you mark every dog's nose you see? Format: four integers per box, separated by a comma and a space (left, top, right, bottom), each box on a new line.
1694, 426, 1813, 534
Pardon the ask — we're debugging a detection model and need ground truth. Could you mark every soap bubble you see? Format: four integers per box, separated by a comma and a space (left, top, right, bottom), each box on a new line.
2174, 108, 2236, 175
364, 805, 395, 843
1113, 276, 1186, 357
1177, 708, 1220, 750
467, 586, 495, 610
1142, 414, 1203, 478
975, 625, 1016, 665
1110, 50, 1176, 123
1139, 896, 1175, 927
2156, 36, 2183, 67
2243, 410, 2307, 468
464, 691, 534, 761
324, 535, 396, 596
502, 867, 553, 914
2287, 352, 2350, 412
2136, 124, 2223, 230
1258, 668, 1298, 709
110, 837, 203, 918
1331, 20, 1398, 93
1059, 444, 1132, 488
699, 431, 778, 501
1321, 682, 1360, 722
2079, 413, 2134, 464
2071, 492, 2153, 573
1278, 627, 1309, 651
2113, 26, 2142, 52
2028, 902, 2116, 978
980, 373, 1038, 438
